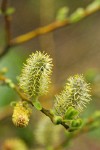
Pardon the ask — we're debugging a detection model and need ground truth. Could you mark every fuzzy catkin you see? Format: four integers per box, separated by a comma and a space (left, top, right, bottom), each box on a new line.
54, 74, 91, 117
18, 51, 53, 98
12, 101, 32, 127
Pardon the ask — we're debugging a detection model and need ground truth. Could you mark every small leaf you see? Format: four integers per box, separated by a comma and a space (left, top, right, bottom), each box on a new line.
5, 79, 15, 88
86, 0, 100, 12
64, 106, 79, 120
32, 100, 42, 110
56, 7, 69, 21
70, 8, 85, 23
71, 118, 83, 128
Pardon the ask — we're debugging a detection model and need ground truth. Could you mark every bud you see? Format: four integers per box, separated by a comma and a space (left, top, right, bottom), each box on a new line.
70, 8, 84, 23
12, 101, 32, 127
64, 106, 79, 120
71, 119, 83, 128
53, 116, 62, 125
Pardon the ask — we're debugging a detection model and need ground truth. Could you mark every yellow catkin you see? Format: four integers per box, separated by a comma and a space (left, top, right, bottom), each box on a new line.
12, 101, 32, 127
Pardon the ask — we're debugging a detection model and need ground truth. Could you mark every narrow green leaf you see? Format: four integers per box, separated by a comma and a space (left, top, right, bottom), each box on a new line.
32, 100, 42, 110
70, 8, 84, 23
56, 7, 69, 21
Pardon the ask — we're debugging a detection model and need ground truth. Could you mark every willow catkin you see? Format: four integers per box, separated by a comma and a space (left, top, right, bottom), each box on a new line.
54, 74, 91, 117
18, 51, 53, 99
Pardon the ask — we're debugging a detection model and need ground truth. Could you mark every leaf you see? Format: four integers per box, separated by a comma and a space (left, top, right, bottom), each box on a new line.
64, 106, 79, 120
56, 7, 69, 21
32, 100, 42, 110
71, 118, 83, 128
86, 0, 100, 12
70, 8, 85, 23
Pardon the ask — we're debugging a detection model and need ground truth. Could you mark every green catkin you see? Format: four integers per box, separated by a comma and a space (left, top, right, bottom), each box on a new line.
18, 51, 53, 99
12, 101, 32, 127
54, 74, 91, 117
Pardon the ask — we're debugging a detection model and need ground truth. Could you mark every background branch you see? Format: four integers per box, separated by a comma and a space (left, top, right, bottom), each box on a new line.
0, 0, 100, 58
1, 0, 12, 44
0, 0, 12, 58
11, 5, 100, 46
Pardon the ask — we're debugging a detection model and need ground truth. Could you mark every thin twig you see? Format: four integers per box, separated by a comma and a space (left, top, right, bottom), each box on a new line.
10, 5, 100, 46
0, 74, 99, 139
0, 0, 12, 58
1, 0, 12, 44
0, 74, 70, 130
0, 1, 100, 58
54, 116, 99, 150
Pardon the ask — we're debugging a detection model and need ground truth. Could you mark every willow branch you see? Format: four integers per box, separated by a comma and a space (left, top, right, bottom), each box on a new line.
1, 0, 12, 44
0, 74, 99, 133
54, 116, 100, 150
0, 0, 12, 58
11, 5, 100, 46
0, 74, 69, 130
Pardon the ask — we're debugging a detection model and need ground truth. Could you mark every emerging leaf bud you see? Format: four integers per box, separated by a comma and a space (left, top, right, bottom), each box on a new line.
71, 119, 83, 128
64, 106, 79, 120
53, 116, 62, 125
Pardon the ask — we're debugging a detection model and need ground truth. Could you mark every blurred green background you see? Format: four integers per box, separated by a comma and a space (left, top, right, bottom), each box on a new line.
0, 0, 100, 150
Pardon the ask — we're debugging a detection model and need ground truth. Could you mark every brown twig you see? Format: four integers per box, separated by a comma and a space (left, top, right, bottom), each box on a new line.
1, 0, 12, 44
0, 0, 12, 58
0, 1, 100, 58
10, 5, 100, 46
